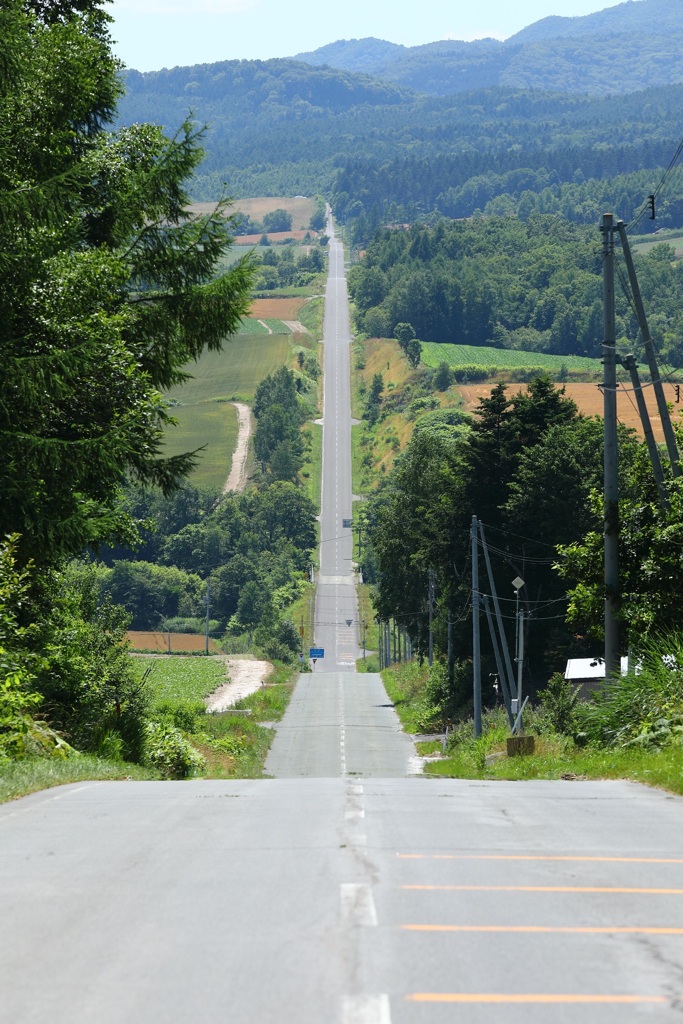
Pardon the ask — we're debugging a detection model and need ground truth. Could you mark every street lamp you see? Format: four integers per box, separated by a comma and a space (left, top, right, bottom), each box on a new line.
512, 576, 525, 713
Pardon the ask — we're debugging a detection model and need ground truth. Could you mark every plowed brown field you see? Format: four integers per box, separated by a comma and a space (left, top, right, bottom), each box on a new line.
127, 631, 221, 653
249, 297, 306, 320
235, 230, 317, 245
458, 382, 682, 441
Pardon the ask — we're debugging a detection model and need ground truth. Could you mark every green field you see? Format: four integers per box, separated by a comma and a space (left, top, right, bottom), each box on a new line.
236, 317, 270, 335
134, 656, 226, 705
421, 342, 603, 375
632, 229, 683, 259
163, 332, 291, 488
169, 334, 291, 405
164, 401, 239, 490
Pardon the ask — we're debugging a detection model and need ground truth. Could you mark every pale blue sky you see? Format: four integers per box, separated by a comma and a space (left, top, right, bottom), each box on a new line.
107, 0, 624, 72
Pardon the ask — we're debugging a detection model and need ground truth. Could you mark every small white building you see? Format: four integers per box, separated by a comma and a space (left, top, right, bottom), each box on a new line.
564, 656, 629, 699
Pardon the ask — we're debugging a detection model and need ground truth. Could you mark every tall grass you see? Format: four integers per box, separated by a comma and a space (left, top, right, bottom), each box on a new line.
577, 634, 683, 747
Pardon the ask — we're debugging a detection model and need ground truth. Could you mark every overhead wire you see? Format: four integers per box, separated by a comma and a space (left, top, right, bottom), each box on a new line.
626, 135, 683, 237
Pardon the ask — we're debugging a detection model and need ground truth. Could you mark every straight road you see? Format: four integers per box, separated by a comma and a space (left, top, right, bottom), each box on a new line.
3, 778, 683, 1022
2, 214, 683, 1023
314, 216, 358, 671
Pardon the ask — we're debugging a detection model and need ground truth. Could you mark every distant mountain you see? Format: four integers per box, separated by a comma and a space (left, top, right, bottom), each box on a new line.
509, 0, 683, 42
294, 38, 405, 75
293, 0, 683, 96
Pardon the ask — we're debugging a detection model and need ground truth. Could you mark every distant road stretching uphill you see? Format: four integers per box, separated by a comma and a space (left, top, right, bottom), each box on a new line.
2, 215, 683, 1024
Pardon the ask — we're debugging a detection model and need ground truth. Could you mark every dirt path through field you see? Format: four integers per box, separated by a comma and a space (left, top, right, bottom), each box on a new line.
223, 402, 251, 493
204, 656, 273, 712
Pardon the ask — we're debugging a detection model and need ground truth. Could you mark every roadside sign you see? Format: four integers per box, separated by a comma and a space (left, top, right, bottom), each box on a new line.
309, 648, 325, 659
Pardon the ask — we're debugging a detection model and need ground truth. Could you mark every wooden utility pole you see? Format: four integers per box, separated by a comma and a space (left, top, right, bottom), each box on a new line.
602, 214, 620, 679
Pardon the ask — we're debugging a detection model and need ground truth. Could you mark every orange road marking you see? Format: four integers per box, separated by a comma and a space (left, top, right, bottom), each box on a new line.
406, 993, 668, 1004
400, 885, 683, 894
397, 854, 683, 863
402, 925, 683, 934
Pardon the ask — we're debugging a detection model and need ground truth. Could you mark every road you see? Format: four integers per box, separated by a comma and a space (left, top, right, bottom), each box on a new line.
2, 217, 683, 1023
312, 218, 358, 671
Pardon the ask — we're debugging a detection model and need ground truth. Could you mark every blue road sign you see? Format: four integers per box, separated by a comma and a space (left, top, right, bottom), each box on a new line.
309, 648, 325, 659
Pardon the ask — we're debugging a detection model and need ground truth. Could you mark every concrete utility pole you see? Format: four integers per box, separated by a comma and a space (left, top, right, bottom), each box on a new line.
205, 578, 211, 656
428, 569, 435, 667
471, 516, 482, 738
479, 521, 518, 708
617, 221, 680, 479
623, 353, 668, 510
602, 214, 620, 679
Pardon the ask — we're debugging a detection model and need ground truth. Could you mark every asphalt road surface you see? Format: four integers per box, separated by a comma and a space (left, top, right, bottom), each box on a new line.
2, 220, 683, 1023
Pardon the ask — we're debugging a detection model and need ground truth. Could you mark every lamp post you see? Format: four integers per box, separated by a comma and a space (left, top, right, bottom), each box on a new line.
512, 576, 525, 711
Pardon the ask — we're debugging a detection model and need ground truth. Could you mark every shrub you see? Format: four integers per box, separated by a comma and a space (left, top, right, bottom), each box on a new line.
144, 721, 205, 779
537, 672, 580, 735
576, 632, 683, 748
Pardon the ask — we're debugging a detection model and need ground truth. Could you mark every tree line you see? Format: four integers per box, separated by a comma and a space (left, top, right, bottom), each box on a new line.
360, 375, 682, 713
347, 216, 683, 367
0, 0, 254, 769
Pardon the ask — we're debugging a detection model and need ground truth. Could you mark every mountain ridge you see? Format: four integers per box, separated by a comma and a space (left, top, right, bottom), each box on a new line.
291, 0, 683, 96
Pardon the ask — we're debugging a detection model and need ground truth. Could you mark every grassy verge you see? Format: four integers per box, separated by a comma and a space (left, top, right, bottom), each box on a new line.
188, 667, 297, 778
381, 660, 444, 734
382, 661, 683, 796
424, 712, 683, 796
135, 654, 298, 779
300, 294, 324, 339
0, 756, 159, 804
285, 584, 316, 660
301, 421, 323, 512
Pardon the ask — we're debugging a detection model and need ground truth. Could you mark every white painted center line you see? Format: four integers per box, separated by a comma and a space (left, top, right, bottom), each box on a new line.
342, 994, 392, 1024
340, 883, 378, 928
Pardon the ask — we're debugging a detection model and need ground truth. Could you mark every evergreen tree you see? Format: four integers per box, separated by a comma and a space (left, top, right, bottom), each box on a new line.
0, 0, 254, 568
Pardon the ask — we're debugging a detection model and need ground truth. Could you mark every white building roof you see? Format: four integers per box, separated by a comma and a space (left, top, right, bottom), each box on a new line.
564, 657, 629, 680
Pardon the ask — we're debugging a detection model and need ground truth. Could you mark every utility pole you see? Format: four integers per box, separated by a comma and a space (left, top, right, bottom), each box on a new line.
428, 569, 435, 667
623, 353, 668, 510
602, 213, 620, 680
516, 609, 525, 718
617, 221, 680, 478
205, 578, 211, 656
479, 521, 518, 707
378, 620, 384, 670
447, 606, 454, 685
471, 516, 482, 738
483, 594, 514, 728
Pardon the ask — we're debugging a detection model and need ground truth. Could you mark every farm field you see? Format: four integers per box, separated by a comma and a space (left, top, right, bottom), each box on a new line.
128, 632, 222, 654
421, 341, 604, 375
632, 229, 683, 259
250, 297, 307, 320
189, 196, 316, 230
168, 334, 291, 406
163, 402, 238, 490
459, 381, 683, 441
235, 230, 319, 245
163, 332, 291, 487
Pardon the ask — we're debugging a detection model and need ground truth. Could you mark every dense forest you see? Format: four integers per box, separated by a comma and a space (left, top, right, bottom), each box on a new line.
358, 373, 683, 702
347, 217, 683, 365
117, 55, 683, 230
296, 0, 683, 97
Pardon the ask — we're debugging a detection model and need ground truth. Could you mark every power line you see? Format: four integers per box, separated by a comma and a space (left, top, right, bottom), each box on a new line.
626, 135, 683, 236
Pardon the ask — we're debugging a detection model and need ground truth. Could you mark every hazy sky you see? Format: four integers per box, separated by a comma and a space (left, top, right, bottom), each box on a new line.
108, 0, 625, 72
